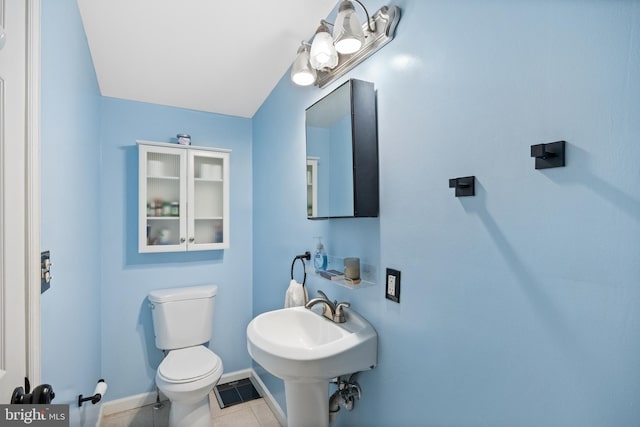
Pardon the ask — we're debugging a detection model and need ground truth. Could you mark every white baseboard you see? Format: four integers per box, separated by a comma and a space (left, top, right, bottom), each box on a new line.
98, 369, 286, 426
100, 390, 163, 417
219, 368, 254, 384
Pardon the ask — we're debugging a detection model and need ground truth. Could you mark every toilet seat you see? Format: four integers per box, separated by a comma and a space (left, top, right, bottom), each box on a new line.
158, 346, 222, 384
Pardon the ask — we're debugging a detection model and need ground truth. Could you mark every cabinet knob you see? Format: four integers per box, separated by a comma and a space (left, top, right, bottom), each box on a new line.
189, 237, 195, 243
180, 237, 186, 243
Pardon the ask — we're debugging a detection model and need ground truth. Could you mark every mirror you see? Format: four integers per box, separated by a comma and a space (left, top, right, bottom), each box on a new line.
305, 79, 379, 219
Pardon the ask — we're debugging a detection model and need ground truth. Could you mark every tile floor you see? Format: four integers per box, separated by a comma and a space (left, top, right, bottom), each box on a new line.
101, 391, 282, 427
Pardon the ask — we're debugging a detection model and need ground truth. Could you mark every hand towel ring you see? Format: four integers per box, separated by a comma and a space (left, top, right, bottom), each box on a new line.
291, 251, 311, 286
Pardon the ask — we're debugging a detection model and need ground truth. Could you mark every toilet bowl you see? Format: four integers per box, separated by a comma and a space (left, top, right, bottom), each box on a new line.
156, 346, 223, 427
149, 285, 223, 427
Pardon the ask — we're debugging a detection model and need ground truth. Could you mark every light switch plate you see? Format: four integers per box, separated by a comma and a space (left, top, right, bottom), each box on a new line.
41, 250, 51, 294
385, 268, 400, 303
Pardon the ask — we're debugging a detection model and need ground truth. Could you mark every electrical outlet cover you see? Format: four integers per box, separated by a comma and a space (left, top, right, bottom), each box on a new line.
385, 268, 400, 303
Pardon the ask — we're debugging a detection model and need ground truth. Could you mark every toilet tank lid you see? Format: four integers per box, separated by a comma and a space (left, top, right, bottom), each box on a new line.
149, 285, 218, 303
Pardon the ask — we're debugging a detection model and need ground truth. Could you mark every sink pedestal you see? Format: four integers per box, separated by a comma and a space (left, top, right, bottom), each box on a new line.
284, 380, 329, 427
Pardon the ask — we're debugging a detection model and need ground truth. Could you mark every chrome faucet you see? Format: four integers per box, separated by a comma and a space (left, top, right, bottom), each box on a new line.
305, 290, 350, 323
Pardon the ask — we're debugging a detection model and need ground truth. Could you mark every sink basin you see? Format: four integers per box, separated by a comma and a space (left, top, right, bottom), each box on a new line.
247, 305, 377, 426
247, 306, 377, 380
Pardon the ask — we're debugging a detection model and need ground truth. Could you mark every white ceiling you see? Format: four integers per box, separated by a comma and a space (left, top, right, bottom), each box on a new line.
77, 0, 338, 118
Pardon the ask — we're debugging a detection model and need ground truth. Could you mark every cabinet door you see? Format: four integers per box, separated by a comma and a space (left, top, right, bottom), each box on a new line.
187, 150, 229, 250
139, 145, 187, 252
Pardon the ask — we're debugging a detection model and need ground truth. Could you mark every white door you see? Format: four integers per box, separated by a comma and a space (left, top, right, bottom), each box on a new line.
0, 0, 28, 403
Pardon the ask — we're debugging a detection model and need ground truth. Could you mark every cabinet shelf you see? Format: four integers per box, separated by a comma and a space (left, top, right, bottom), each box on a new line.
147, 216, 180, 220
147, 176, 180, 180
194, 178, 223, 183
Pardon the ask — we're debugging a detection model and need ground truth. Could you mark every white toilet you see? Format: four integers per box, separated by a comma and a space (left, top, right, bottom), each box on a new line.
149, 285, 224, 427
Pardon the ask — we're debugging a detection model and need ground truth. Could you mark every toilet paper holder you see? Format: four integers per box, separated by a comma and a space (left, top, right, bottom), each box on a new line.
78, 379, 107, 407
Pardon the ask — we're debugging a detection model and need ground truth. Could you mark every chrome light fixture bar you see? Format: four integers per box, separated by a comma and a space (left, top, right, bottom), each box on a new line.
290, 1, 401, 88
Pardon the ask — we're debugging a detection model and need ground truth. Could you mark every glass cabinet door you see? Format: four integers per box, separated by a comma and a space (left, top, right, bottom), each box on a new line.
188, 150, 229, 250
139, 145, 187, 252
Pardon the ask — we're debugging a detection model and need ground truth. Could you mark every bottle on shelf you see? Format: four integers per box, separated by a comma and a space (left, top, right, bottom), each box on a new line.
313, 237, 328, 273
154, 199, 163, 217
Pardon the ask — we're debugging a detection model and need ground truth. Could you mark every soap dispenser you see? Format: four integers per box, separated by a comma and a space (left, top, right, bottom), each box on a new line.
313, 237, 328, 273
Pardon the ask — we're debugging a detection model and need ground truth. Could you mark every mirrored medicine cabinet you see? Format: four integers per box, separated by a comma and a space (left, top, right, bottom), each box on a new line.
305, 79, 379, 219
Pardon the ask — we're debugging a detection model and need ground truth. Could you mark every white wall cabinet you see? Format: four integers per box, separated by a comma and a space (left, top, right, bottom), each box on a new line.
138, 141, 230, 253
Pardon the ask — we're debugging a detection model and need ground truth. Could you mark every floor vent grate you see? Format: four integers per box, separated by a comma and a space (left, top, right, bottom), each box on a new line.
213, 378, 262, 409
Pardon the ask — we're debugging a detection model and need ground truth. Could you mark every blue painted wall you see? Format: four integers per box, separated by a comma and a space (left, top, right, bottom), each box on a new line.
40, 0, 102, 420
253, 1, 640, 426
97, 98, 253, 400
40, 0, 253, 410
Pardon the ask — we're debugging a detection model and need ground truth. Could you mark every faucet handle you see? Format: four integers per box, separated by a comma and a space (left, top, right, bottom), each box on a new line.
333, 302, 350, 323
318, 290, 338, 305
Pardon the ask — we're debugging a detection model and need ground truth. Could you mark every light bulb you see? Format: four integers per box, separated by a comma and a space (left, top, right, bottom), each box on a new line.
333, 1, 365, 54
290, 44, 317, 86
310, 22, 338, 70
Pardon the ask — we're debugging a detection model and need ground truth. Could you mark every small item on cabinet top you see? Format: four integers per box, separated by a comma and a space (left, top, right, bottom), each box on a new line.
177, 134, 191, 145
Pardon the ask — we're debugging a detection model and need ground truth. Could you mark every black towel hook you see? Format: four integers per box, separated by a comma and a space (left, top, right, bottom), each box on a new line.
291, 251, 311, 286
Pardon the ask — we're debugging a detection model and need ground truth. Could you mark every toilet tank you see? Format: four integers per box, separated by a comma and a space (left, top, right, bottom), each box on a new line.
148, 285, 218, 350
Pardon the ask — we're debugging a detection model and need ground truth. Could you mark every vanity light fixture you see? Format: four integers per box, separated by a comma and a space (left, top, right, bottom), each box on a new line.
290, 1, 401, 88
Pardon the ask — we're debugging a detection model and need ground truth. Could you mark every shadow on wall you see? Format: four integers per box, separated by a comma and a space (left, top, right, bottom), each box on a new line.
457, 179, 578, 352
121, 145, 225, 266
540, 144, 640, 222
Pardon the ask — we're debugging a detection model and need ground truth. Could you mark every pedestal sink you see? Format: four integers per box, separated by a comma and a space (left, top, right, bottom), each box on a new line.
247, 306, 377, 427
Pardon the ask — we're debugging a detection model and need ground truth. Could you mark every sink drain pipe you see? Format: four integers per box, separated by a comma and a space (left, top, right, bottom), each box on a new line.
329, 374, 362, 427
